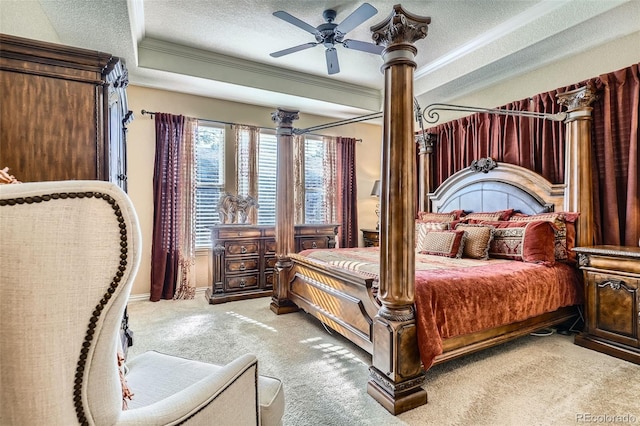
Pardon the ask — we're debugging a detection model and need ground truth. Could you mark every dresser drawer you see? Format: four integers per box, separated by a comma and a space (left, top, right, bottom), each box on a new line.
265, 255, 277, 269
225, 241, 259, 255
265, 272, 274, 289
297, 225, 337, 236
225, 258, 259, 273
217, 228, 263, 239
299, 237, 328, 250
226, 274, 259, 291
265, 239, 276, 254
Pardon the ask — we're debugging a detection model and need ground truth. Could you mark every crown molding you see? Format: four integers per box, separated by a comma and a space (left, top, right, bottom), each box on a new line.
138, 37, 382, 112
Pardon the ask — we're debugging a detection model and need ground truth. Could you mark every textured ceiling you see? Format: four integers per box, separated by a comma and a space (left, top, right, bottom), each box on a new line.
4, 1, 640, 119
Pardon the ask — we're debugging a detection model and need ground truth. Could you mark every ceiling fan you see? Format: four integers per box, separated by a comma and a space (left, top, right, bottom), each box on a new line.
270, 3, 384, 75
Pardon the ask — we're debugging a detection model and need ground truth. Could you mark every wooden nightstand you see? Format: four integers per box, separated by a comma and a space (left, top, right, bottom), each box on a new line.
573, 245, 640, 364
361, 228, 379, 247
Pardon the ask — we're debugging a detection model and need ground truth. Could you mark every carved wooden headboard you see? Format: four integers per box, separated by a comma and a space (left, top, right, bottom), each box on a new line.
428, 158, 566, 215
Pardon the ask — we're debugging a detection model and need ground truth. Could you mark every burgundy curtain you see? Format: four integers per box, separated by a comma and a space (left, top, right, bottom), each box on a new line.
336, 137, 358, 248
430, 96, 565, 188
426, 63, 639, 246
588, 64, 639, 246
150, 113, 184, 301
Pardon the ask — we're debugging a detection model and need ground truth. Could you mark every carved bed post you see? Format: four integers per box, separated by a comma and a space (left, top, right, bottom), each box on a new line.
557, 85, 597, 247
367, 6, 430, 414
270, 108, 300, 314
416, 133, 435, 212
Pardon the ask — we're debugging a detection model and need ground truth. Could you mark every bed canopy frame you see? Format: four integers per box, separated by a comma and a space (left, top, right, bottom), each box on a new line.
269, 4, 597, 414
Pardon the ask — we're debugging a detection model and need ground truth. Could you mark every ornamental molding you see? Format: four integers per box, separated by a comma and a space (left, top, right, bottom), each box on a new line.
271, 108, 299, 128
416, 132, 435, 154
557, 84, 597, 111
371, 5, 430, 48
469, 157, 497, 173
369, 367, 426, 393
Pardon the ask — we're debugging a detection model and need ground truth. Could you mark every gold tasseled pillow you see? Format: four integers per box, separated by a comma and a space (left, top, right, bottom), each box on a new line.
454, 224, 494, 260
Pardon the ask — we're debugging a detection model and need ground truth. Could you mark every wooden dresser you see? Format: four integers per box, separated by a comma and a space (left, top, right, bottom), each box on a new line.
207, 224, 338, 304
573, 245, 640, 364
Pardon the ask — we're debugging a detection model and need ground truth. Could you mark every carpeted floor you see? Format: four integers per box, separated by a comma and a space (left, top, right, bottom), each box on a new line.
126, 294, 640, 426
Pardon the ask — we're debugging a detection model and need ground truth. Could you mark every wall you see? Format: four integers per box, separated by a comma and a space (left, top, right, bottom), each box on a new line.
126, 86, 382, 296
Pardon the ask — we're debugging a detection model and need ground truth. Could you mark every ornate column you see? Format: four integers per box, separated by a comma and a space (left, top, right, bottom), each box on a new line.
367, 5, 430, 414
270, 108, 300, 314
416, 132, 435, 212
557, 85, 597, 247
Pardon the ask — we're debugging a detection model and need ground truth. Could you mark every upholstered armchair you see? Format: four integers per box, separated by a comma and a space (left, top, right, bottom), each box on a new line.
0, 180, 284, 425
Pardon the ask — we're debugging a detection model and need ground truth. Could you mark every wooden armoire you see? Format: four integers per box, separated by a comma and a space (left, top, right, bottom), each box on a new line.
0, 33, 132, 188
0, 33, 134, 349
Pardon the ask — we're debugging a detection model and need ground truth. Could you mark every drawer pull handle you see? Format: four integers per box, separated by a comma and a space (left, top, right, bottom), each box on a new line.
239, 279, 246, 288
311, 241, 317, 249
598, 279, 629, 291
239, 262, 246, 271
240, 246, 247, 254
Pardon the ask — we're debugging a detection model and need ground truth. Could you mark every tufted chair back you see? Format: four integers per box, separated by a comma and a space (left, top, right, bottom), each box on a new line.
0, 180, 141, 425
1, 180, 285, 426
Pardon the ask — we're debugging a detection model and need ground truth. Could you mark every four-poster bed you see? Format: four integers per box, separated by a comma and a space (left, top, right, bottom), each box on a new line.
269, 5, 597, 415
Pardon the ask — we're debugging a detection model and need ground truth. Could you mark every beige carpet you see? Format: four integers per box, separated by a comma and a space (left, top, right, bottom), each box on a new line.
126, 295, 640, 426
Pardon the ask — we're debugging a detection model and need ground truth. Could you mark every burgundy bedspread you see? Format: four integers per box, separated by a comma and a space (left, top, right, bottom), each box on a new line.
296, 247, 583, 369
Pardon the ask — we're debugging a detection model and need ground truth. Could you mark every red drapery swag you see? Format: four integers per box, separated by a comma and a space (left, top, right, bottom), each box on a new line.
427, 63, 639, 246
150, 113, 184, 301
336, 137, 359, 248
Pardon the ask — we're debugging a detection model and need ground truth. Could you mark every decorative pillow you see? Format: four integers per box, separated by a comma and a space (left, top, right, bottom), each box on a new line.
417, 212, 456, 222
454, 224, 494, 260
479, 220, 556, 264
118, 350, 134, 409
415, 221, 449, 249
509, 212, 580, 262
463, 209, 514, 222
418, 229, 466, 258
417, 209, 466, 222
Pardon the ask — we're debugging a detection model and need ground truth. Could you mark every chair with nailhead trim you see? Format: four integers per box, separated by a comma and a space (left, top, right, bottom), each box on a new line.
0, 180, 284, 426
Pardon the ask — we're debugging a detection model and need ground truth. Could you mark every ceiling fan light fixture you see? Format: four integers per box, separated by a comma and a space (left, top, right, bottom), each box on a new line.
270, 3, 382, 75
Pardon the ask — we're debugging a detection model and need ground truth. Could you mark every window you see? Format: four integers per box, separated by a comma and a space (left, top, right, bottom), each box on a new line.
237, 130, 278, 224
303, 137, 327, 224
195, 124, 225, 247
256, 132, 278, 224
237, 130, 335, 225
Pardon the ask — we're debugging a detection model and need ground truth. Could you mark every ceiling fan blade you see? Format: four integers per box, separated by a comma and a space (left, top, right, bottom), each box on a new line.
335, 3, 378, 36
273, 11, 321, 36
325, 48, 340, 75
270, 42, 318, 58
342, 39, 384, 55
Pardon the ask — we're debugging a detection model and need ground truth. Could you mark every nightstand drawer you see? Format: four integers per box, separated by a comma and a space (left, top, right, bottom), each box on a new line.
225, 241, 259, 255
361, 229, 379, 247
573, 245, 640, 364
587, 272, 638, 346
226, 258, 259, 273
226, 274, 259, 291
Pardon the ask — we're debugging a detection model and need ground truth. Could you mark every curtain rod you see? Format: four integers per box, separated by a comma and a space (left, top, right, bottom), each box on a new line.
140, 109, 362, 142
290, 100, 568, 137
419, 103, 567, 124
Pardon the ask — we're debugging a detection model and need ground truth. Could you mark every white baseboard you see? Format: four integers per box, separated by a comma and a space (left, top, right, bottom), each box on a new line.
128, 286, 208, 302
